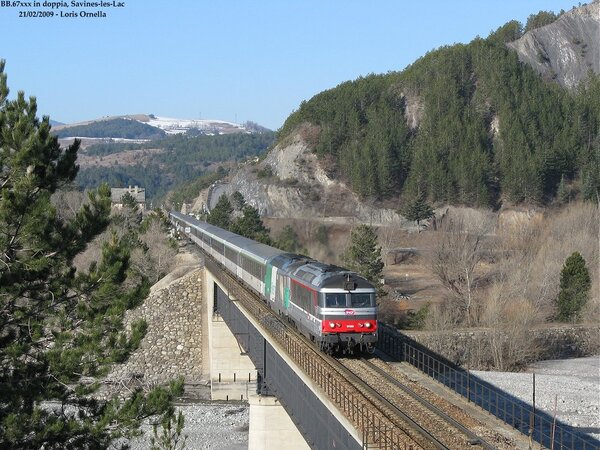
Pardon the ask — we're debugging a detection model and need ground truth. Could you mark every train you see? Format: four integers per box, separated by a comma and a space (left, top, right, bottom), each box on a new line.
169, 211, 378, 354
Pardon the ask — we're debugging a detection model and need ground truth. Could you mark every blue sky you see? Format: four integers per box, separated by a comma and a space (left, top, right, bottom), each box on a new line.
0, 0, 578, 130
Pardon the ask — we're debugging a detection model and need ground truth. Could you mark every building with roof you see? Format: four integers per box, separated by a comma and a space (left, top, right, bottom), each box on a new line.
111, 186, 146, 210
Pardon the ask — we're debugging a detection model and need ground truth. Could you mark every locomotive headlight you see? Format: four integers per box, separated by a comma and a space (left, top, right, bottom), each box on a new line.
364, 322, 372, 328
329, 322, 336, 328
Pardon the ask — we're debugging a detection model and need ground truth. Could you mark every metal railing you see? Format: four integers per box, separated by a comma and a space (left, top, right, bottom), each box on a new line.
378, 324, 600, 450
280, 332, 410, 449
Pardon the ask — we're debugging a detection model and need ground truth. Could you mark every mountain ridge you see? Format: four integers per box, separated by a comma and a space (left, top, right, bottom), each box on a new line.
190, 2, 600, 221
53, 114, 268, 139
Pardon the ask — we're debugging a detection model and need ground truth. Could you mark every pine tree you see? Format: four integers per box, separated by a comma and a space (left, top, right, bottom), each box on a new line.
207, 194, 233, 229
121, 191, 138, 209
0, 62, 180, 448
556, 252, 591, 322
524, 10, 559, 32
342, 225, 385, 296
401, 191, 434, 232
315, 224, 328, 246
276, 225, 302, 253
581, 138, 600, 202
556, 175, 569, 204
231, 205, 272, 244
150, 409, 187, 450
115, 191, 143, 232
231, 191, 246, 210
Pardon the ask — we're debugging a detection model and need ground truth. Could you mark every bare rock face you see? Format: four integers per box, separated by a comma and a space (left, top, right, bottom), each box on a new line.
213, 132, 404, 226
508, 1, 600, 89
402, 90, 424, 130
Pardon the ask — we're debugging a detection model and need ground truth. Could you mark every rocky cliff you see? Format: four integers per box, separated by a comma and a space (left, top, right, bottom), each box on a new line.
508, 1, 600, 88
206, 128, 405, 226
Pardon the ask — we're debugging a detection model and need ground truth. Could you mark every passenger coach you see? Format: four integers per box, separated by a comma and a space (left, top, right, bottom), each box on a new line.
170, 211, 378, 353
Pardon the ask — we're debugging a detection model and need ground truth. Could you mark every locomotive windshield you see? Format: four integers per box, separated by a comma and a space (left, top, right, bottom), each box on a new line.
325, 293, 374, 308
325, 293, 347, 308
351, 293, 373, 307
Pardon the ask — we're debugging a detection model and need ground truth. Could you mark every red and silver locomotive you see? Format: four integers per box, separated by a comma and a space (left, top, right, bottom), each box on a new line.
170, 211, 378, 353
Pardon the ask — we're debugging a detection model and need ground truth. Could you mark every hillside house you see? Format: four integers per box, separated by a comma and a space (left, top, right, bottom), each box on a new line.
111, 186, 146, 210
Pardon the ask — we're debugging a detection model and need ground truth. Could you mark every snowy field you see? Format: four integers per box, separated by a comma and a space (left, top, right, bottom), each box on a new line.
146, 116, 244, 135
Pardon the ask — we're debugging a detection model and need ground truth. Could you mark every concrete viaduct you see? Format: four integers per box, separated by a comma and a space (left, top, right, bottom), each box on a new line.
204, 259, 362, 449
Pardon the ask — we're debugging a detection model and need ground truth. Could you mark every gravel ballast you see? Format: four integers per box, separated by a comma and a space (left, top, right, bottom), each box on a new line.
115, 249, 598, 447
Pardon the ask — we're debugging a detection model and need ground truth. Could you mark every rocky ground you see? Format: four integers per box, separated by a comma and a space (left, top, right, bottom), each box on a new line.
121, 356, 598, 449
475, 356, 600, 441
128, 402, 249, 450
99, 266, 205, 399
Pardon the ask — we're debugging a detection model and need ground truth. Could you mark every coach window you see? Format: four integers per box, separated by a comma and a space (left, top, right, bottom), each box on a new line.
242, 256, 260, 279
251, 259, 259, 278
325, 293, 347, 308
302, 287, 313, 313
225, 246, 237, 263
212, 240, 224, 255
242, 256, 250, 274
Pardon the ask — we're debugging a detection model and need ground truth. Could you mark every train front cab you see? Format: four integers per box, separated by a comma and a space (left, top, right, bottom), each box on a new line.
318, 290, 378, 354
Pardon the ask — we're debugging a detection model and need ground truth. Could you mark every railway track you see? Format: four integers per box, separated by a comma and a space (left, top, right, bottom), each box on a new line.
340, 358, 517, 449
338, 358, 471, 449
207, 256, 423, 448
205, 255, 523, 449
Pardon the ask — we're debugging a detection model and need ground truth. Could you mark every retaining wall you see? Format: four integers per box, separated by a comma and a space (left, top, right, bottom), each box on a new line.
401, 324, 600, 369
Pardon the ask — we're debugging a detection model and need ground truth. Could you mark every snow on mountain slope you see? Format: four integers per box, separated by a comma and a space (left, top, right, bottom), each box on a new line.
53, 114, 257, 138
143, 115, 248, 135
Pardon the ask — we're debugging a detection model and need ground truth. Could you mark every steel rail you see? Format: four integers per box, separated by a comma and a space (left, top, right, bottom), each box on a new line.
361, 358, 498, 450
334, 358, 451, 449
200, 244, 503, 448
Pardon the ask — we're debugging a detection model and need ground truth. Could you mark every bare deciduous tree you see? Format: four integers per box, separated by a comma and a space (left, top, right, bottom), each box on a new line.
133, 220, 177, 284
481, 283, 540, 370
419, 203, 597, 370
73, 230, 111, 273
378, 223, 403, 265
526, 203, 599, 320
428, 211, 494, 326
425, 302, 463, 330
51, 189, 86, 222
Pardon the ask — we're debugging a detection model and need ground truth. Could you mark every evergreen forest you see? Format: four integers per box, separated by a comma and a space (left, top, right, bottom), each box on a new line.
75, 132, 276, 202
0, 62, 182, 448
53, 118, 166, 139
278, 17, 600, 207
